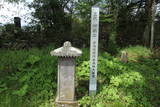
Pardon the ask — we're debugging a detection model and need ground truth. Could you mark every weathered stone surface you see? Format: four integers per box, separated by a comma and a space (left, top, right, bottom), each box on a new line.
58, 58, 75, 101
51, 41, 82, 107
50, 41, 82, 57
14, 17, 21, 28
121, 51, 128, 63
56, 98, 79, 107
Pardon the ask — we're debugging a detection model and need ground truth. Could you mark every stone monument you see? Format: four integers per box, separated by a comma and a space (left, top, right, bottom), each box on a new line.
14, 17, 21, 28
50, 41, 82, 107
120, 51, 128, 63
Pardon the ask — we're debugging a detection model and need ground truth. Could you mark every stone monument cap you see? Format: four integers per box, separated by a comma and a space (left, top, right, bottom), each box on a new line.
50, 41, 82, 57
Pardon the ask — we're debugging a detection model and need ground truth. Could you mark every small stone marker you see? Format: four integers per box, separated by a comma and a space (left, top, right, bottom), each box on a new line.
51, 41, 82, 107
89, 6, 100, 96
14, 17, 21, 28
120, 51, 128, 63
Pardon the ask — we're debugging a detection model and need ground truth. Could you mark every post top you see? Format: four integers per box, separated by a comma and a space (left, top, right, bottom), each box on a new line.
50, 41, 82, 57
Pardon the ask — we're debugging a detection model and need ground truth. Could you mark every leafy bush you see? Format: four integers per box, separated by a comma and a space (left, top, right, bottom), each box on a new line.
77, 52, 160, 107
119, 46, 151, 61
0, 45, 160, 107
0, 45, 57, 107
152, 48, 160, 59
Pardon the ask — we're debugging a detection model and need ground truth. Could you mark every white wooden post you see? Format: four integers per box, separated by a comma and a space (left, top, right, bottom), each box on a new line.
89, 6, 100, 96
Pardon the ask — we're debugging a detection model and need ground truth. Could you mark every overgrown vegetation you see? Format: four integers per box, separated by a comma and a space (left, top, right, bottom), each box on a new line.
0, 46, 57, 107
1, 0, 160, 49
78, 53, 160, 107
0, 0, 160, 106
119, 46, 152, 61
0, 45, 160, 107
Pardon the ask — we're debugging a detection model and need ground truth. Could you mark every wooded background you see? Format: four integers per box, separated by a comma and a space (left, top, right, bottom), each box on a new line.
0, 0, 160, 53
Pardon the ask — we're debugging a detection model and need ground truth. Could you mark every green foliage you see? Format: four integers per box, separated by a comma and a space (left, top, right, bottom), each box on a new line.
0, 45, 57, 107
74, 0, 120, 51
120, 46, 151, 61
25, 55, 41, 65
107, 31, 119, 55
152, 48, 160, 59
77, 49, 160, 107
0, 45, 160, 107
29, 0, 72, 46
77, 61, 90, 80
0, 24, 32, 49
12, 84, 28, 96
71, 19, 90, 47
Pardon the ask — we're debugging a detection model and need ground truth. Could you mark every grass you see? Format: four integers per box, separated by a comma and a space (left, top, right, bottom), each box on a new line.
0, 45, 57, 107
119, 45, 151, 61
0, 45, 160, 107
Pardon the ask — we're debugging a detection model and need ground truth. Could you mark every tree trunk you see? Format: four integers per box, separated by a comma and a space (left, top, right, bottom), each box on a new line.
143, 25, 150, 46
150, 0, 156, 50
143, 0, 151, 46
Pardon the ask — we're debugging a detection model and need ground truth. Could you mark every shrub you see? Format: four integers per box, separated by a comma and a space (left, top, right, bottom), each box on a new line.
152, 48, 160, 59
0, 45, 57, 107
0, 46, 160, 107
119, 45, 151, 61
77, 51, 159, 107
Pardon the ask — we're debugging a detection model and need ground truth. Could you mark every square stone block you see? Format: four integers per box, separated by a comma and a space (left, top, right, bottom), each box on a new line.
58, 58, 75, 101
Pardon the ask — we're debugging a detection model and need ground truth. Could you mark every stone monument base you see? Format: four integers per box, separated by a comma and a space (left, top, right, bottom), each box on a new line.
56, 98, 79, 107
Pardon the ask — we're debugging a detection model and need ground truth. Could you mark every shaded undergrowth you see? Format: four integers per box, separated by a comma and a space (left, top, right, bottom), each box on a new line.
0, 45, 160, 107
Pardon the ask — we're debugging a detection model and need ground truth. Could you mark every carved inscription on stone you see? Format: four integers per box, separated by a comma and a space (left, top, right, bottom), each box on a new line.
58, 58, 75, 101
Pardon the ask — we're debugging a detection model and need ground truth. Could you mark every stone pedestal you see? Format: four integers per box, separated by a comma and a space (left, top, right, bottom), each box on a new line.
121, 51, 128, 63
56, 98, 78, 107
51, 41, 82, 107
